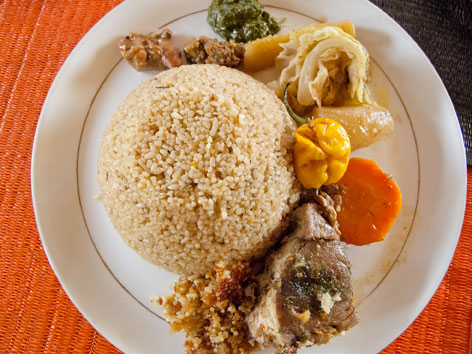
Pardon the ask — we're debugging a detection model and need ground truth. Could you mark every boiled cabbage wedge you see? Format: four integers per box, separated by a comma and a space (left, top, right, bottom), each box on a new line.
274, 26, 371, 107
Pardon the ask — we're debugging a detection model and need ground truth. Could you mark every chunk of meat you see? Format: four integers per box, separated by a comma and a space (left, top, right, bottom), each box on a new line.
299, 185, 344, 210
119, 29, 182, 71
184, 36, 245, 67
289, 203, 339, 241
298, 186, 344, 234
247, 202, 358, 352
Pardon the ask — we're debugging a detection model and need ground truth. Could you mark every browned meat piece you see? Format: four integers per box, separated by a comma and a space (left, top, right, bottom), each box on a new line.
119, 29, 182, 71
298, 185, 344, 234
289, 203, 339, 241
299, 185, 344, 208
247, 201, 358, 352
184, 36, 245, 67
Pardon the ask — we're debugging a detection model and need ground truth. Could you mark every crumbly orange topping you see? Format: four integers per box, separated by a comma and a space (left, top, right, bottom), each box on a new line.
154, 262, 260, 354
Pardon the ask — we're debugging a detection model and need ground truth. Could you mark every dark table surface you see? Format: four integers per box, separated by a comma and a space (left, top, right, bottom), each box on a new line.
370, 0, 472, 165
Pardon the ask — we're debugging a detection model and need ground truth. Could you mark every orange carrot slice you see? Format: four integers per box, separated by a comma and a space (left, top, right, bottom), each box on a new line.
337, 157, 402, 246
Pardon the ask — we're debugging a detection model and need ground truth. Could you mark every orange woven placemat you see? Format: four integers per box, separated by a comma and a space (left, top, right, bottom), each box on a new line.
0, 1, 470, 353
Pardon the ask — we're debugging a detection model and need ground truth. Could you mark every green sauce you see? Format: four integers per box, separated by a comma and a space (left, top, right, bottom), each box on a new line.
207, 0, 281, 43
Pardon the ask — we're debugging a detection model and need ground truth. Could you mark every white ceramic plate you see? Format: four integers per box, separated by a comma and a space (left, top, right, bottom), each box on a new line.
31, 0, 467, 353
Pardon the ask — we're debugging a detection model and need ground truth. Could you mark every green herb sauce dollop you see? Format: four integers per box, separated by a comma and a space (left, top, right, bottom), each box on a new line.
207, 0, 281, 43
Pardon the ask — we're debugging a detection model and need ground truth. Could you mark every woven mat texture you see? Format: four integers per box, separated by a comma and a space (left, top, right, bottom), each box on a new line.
0, 0, 470, 353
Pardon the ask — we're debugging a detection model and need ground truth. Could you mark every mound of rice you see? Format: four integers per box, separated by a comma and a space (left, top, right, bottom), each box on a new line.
97, 64, 300, 275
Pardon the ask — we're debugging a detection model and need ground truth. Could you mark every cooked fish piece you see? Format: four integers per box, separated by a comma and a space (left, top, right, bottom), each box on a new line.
247, 203, 358, 352
312, 104, 394, 150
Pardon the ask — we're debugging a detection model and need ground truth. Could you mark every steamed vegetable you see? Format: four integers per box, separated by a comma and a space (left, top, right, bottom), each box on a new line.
243, 21, 356, 73
313, 105, 394, 150
337, 158, 402, 246
285, 83, 351, 189
285, 82, 393, 151
274, 26, 371, 107
294, 118, 351, 189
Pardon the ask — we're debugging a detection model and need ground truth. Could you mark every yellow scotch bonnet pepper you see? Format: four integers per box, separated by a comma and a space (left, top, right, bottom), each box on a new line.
294, 118, 351, 189
284, 82, 351, 189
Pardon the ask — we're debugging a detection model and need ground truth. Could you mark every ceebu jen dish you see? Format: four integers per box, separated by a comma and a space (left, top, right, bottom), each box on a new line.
98, 4, 402, 353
